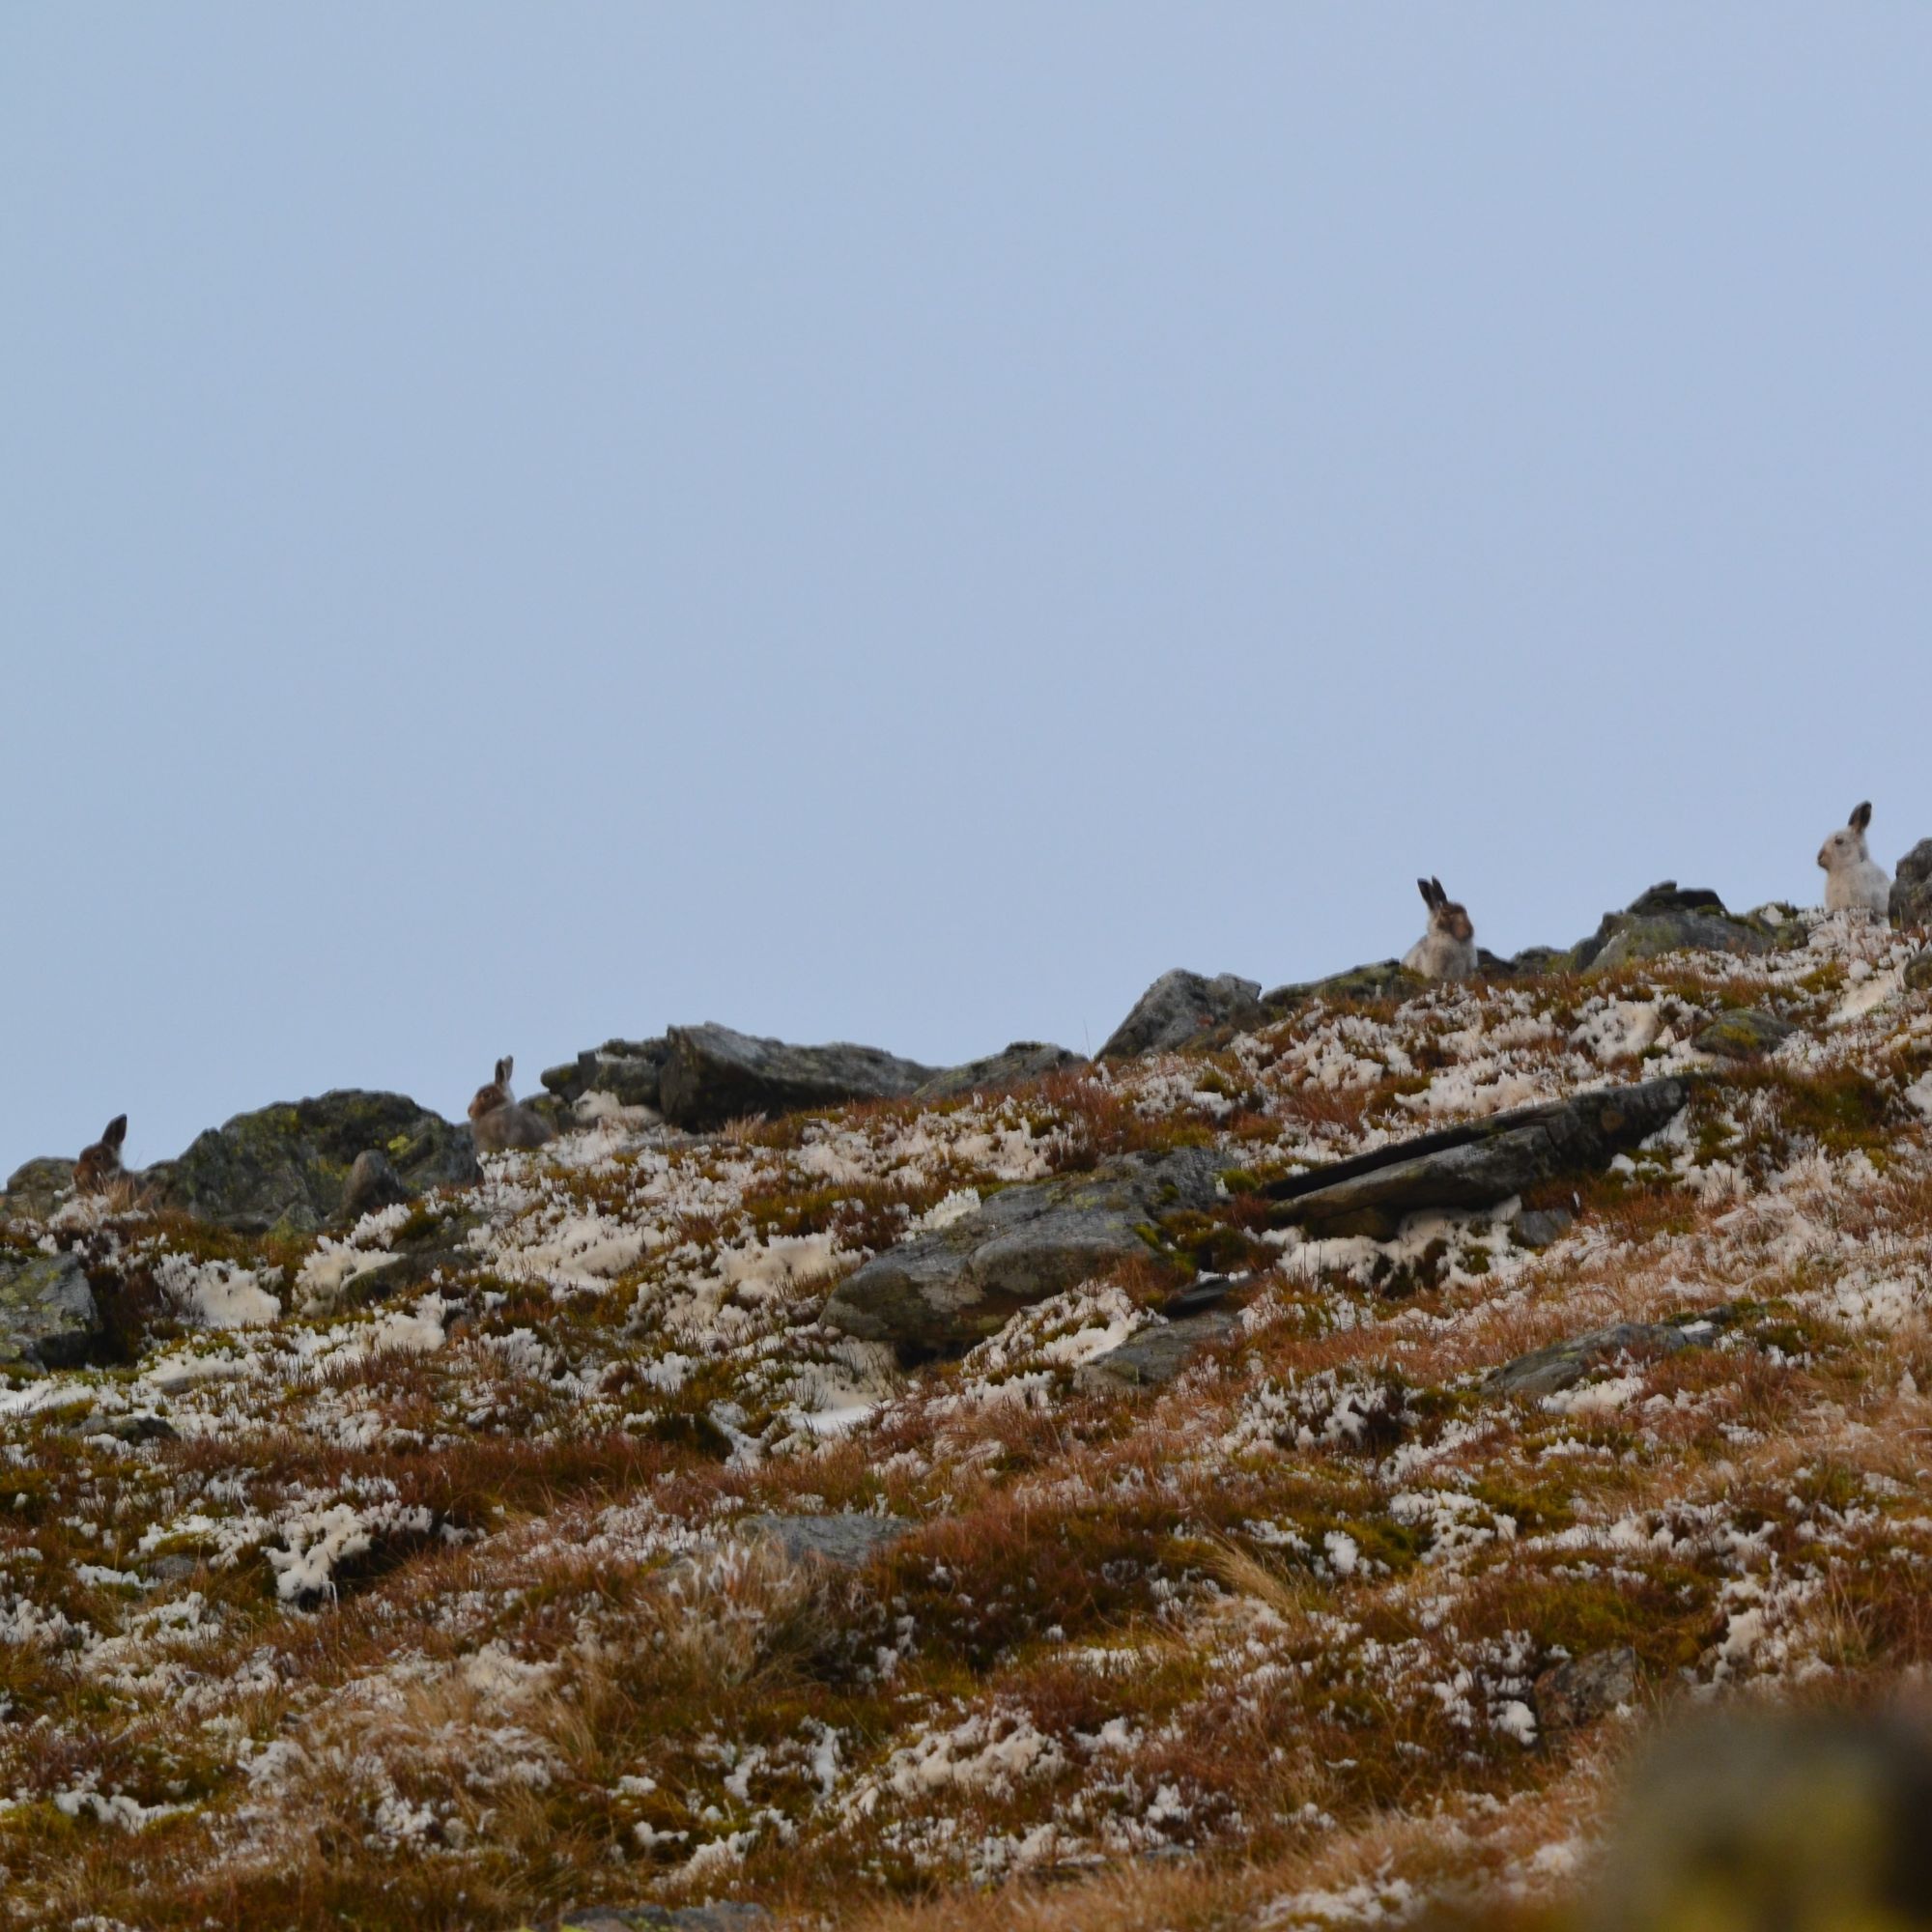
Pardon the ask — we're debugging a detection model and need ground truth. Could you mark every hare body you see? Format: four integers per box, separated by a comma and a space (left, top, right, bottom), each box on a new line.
73, 1115, 128, 1195
1818, 802, 1891, 916
1404, 878, 1479, 981
469, 1056, 554, 1154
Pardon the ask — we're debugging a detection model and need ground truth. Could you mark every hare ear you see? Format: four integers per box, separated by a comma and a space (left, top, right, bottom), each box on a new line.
497, 1056, 514, 1086
1431, 877, 1449, 905
103, 1115, 128, 1150
1416, 878, 1436, 908
1851, 801, 1873, 833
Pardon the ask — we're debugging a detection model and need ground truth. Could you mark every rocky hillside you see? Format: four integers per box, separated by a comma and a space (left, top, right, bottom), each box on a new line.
6, 879, 1932, 1931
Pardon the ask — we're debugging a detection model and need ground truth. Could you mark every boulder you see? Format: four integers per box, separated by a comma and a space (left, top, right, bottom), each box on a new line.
159, 1092, 480, 1236
1509, 1206, 1576, 1248
1080, 1307, 1244, 1388
916, 1041, 1084, 1101
540, 1038, 671, 1113
1266, 1076, 1690, 1240
1692, 1009, 1797, 1060
1892, 839, 1932, 929
739, 1512, 912, 1569
1571, 883, 1778, 976
338, 1150, 411, 1225
1100, 970, 1264, 1059
1535, 1645, 1636, 1730
1, 1157, 76, 1222
657, 1024, 937, 1131
0, 1252, 101, 1372
822, 1147, 1227, 1355
1488, 1321, 1693, 1400
1908, 950, 1932, 994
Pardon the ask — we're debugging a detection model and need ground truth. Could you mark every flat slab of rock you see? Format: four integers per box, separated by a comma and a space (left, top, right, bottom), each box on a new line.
1, 1158, 77, 1223
658, 1024, 936, 1130
1266, 1077, 1690, 1240
1080, 1308, 1244, 1388
916, 1041, 1084, 1101
822, 1147, 1227, 1354
1100, 970, 1263, 1059
0, 1252, 101, 1372
739, 1512, 911, 1568
1536, 1645, 1636, 1729
1489, 1321, 1694, 1399
159, 1091, 481, 1235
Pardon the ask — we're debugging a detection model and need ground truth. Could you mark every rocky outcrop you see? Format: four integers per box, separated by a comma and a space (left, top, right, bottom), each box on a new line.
1572, 883, 1781, 975
0, 1252, 101, 1371
1, 1157, 77, 1222
1081, 1307, 1244, 1388
915, 1041, 1084, 1101
159, 1092, 480, 1236
657, 1024, 937, 1131
1263, 961, 1419, 1011
540, 1038, 671, 1114
1489, 1320, 1694, 1399
821, 1148, 1226, 1355
1267, 1076, 1690, 1240
1099, 970, 1263, 1059
1891, 839, 1932, 929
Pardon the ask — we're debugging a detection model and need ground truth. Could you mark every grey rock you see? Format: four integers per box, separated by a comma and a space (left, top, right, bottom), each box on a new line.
1267, 1076, 1690, 1240
657, 1024, 937, 1131
822, 1147, 1227, 1354
1692, 1009, 1797, 1060
1536, 1645, 1636, 1730
339, 1150, 411, 1225
541, 1037, 671, 1112
1, 1157, 76, 1222
0, 1252, 101, 1372
1892, 838, 1932, 929
1504, 945, 1571, 978
1907, 949, 1932, 994
159, 1091, 481, 1236
1263, 961, 1420, 1012
1510, 1206, 1576, 1248
916, 1041, 1085, 1101
739, 1512, 911, 1568
1080, 1308, 1244, 1388
1571, 883, 1776, 976
1489, 1321, 1692, 1399
1100, 970, 1264, 1059
549, 1907, 770, 1932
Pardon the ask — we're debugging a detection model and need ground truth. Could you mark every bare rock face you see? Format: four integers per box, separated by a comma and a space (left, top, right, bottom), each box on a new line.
657, 1024, 937, 1131
821, 1147, 1227, 1356
0, 1252, 101, 1372
1266, 1076, 1690, 1240
1099, 970, 1264, 1059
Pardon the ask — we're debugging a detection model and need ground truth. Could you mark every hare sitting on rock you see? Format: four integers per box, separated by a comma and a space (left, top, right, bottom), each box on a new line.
1817, 802, 1892, 917
468, 1056, 554, 1154
1404, 878, 1479, 981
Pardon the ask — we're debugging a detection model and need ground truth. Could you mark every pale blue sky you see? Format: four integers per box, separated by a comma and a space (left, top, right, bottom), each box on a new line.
4, 6, 1929, 1176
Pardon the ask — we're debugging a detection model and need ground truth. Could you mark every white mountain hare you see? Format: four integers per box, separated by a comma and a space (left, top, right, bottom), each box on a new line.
1817, 802, 1892, 917
1404, 877, 1479, 981
468, 1055, 554, 1153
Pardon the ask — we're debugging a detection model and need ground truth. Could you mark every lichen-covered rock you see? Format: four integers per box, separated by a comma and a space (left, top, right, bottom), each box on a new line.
1892, 838, 1932, 929
657, 1024, 936, 1131
915, 1041, 1084, 1101
338, 1149, 410, 1224
1535, 1644, 1636, 1730
739, 1512, 911, 1569
822, 1148, 1226, 1355
1268, 1077, 1690, 1240
1693, 1008, 1797, 1060
1263, 960, 1420, 1012
540, 1038, 671, 1113
1100, 969, 1264, 1059
1570, 882, 1783, 975
1080, 1307, 1244, 1388
1, 1157, 76, 1222
1489, 1321, 1692, 1399
0, 1252, 101, 1372
159, 1091, 480, 1235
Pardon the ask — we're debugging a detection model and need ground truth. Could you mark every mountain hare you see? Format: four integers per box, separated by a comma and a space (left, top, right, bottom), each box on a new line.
469, 1056, 554, 1153
1817, 802, 1892, 916
1404, 878, 1479, 981
73, 1115, 129, 1195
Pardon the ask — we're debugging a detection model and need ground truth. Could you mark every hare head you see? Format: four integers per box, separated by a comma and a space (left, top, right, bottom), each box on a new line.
1818, 801, 1874, 875
1418, 877, 1475, 945
469, 1057, 514, 1123
74, 1115, 128, 1195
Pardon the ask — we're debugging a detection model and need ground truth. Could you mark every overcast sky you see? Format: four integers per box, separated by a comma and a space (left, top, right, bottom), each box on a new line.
4, 6, 1929, 1175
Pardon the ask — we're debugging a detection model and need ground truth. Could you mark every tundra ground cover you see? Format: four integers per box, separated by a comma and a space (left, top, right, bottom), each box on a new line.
3, 912, 1931, 1930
